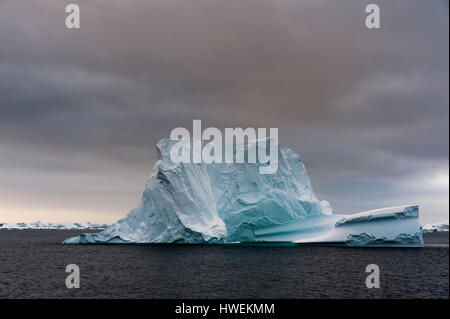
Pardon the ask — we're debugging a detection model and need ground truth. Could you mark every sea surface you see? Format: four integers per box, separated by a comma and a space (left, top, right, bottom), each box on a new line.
0, 230, 448, 298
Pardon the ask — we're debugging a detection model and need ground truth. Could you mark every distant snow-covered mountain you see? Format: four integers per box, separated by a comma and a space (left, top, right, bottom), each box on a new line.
0, 221, 109, 230
422, 221, 449, 233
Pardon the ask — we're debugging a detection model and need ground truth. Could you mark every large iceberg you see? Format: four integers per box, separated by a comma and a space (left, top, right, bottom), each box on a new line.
64, 139, 423, 247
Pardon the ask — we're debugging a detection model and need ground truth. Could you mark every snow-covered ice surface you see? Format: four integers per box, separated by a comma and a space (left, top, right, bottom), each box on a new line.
256, 205, 423, 246
422, 221, 449, 233
0, 221, 109, 230
64, 139, 423, 247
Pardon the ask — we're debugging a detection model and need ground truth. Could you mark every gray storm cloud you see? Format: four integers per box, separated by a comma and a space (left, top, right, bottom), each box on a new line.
0, 0, 448, 223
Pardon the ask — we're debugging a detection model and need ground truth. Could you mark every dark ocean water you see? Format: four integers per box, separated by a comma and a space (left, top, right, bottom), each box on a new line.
0, 230, 447, 299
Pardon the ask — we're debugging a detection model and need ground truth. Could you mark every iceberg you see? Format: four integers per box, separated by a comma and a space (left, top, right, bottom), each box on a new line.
422, 221, 449, 233
64, 139, 423, 247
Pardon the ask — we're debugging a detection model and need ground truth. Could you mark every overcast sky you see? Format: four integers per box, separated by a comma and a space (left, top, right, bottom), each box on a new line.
0, 0, 448, 224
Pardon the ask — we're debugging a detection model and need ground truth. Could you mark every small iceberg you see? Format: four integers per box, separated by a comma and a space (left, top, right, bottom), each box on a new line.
422, 221, 449, 233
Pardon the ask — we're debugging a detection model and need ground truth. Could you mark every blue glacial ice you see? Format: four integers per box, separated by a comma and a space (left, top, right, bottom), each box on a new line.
64, 139, 423, 247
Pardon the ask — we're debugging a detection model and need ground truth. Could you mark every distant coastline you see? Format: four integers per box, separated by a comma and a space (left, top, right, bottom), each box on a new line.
0, 221, 109, 230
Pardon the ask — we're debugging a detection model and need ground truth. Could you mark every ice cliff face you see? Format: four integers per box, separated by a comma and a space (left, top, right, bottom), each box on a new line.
254, 205, 423, 246
335, 206, 423, 246
64, 139, 423, 247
